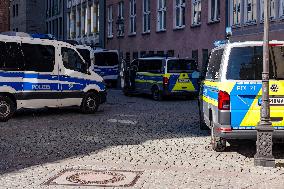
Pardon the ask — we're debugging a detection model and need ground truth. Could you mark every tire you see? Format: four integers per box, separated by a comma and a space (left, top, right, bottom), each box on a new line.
80, 92, 99, 114
0, 96, 16, 122
152, 87, 162, 101
211, 124, 226, 152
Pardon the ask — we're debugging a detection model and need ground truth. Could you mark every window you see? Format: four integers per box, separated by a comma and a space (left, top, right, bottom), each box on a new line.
192, 0, 201, 25
157, 51, 164, 56
0, 42, 24, 71
107, 5, 113, 38
206, 49, 224, 80
13, 5, 15, 17
226, 46, 284, 80
118, 1, 125, 36
61, 48, 87, 73
143, 0, 151, 33
208, 0, 220, 22
231, 0, 241, 26
77, 49, 91, 68
167, 50, 175, 57
260, 0, 276, 21
129, 0, 136, 34
167, 59, 197, 73
140, 51, 146, 58
280, 0, 284, 18
133, 52, 139, 60
157, 0, 166, 31
94, 52, 119, 66
192, 50, 198, 63
138, 59, 163, 73
16, 4, 18, 16
21, 44, 55, 72
244, 0, 257, 23
174, 0, 185, 28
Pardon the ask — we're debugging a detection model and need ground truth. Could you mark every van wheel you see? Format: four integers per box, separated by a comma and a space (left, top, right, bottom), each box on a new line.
211, 126, 226, 152
152, 88, 162, 101
200, 119, 209, 130
81, 92, 99, 114
0, 96, 16, 122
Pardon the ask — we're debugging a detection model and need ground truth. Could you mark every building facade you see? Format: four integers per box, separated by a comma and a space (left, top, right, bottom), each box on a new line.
10, 0, 45, 33
105, 0, 228, 68
66, 0, 105, 47
229, 0, 284, 41
0, 0, 10, 32
46, 0, 66, 40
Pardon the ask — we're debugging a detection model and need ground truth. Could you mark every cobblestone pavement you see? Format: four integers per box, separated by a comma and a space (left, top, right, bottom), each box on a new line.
0, 90, 284, 189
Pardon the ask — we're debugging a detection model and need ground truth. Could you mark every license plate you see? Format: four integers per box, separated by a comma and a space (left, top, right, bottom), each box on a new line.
178, 79, 190, 83
258, 98, 284, 106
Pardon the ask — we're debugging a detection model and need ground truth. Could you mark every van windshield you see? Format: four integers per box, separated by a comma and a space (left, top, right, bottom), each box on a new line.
77, 49, 91, 68
94, 52, 119, 66
167, 59, 197, 73
227, 46, 284, 80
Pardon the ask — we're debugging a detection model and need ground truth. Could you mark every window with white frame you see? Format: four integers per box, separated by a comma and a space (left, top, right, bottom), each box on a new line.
157, 0, 167, 31
143, 0, 151, 33
208, 0, 220, 22
130, 0, 136, 34
244, 0, 257, 23
231, 0, 241, 26
174, 0, 185, 28
280, 0, 284, 18
118, 1, 125, 36
260, 0, 276, 21
107, 5, 113, 38
192, 0, 201, 25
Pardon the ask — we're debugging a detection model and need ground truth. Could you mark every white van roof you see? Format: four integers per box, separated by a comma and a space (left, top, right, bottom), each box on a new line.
0, 34, 75, 48
213, 40, 284, 51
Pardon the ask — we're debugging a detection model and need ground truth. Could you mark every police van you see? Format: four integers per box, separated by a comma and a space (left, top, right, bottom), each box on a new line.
199, 41, 284, 151
0, 34, 107, 121
123, 56, 200, 100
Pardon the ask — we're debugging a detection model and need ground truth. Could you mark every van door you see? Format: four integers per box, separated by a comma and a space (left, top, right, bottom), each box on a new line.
59, 47, 88, 107
227, 46, 284, 129
20, 43, 59, 108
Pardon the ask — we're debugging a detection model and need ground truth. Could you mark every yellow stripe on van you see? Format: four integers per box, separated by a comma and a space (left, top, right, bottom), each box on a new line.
201, 95, 218, 107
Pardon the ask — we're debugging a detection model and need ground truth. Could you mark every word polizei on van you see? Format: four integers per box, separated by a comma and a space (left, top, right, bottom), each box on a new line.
0, 34, 107, 122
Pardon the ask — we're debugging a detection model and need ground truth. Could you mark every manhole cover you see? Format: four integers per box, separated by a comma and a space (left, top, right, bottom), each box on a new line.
44, 169, 143, 187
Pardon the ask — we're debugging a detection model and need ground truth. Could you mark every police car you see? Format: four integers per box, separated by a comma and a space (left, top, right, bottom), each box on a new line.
123, 56, 200, 100
199, 41, 284, 151
0, 34, 107, 121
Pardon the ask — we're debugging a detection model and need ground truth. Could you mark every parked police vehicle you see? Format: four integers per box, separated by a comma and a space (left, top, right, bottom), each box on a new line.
122, 56, 200, 100
199, 41, 284, 151
0, 34, 106, 121
93, 49, 119, 87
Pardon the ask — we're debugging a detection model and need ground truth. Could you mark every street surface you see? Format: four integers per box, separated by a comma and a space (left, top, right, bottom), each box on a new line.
0, 89, 284, 188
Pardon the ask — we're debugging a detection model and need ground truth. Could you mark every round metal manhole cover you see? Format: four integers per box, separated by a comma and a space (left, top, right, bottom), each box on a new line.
66, 171, 126, 185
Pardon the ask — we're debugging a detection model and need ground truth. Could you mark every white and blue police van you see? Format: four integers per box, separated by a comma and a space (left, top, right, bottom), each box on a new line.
0, 34, 107, 122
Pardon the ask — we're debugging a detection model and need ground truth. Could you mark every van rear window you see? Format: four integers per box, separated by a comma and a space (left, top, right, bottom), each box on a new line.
167, 59, 197, 73
227, 46, 284, 80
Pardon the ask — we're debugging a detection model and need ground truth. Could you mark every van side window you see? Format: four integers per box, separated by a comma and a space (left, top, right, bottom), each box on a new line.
0, 42, 24, 71
62, 47, 86, 73
206, 49, 224, 80
138, 59, 163, 73
21, 44, 55, 72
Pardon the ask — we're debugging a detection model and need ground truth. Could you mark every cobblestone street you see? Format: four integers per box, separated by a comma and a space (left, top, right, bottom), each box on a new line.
0, 89, 284, 189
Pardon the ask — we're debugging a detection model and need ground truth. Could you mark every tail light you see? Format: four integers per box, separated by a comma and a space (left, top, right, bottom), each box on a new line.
163, 77, 169, 86
218, 90, 230, 110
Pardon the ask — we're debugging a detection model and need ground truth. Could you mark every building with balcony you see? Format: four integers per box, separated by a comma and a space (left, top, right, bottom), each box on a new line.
105, 0, 228, 68
229, 0, 284, 41
46, 0, 66, 40
0, 0, 10, 32
10, 0, 45, 33
66, 0, 105, 47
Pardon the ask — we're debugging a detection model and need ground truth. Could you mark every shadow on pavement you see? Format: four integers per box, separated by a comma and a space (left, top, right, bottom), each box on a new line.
0, 90, 207, 175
